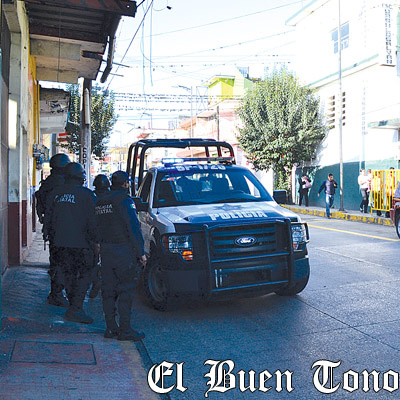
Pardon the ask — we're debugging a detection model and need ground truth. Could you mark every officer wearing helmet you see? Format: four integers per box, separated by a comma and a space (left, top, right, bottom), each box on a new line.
93, 174, 110, 195
95, 170, 146, 341
36, 152, 70, 307
88, 174, 111, 299
45, 162, 99, 324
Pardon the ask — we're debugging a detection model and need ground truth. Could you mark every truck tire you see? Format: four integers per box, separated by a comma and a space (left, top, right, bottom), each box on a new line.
275, 274, 309, 296
143, 246, 169, 311
396, 213, 400, 239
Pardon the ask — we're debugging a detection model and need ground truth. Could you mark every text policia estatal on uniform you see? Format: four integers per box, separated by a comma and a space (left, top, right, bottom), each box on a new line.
147, 359, 399, 396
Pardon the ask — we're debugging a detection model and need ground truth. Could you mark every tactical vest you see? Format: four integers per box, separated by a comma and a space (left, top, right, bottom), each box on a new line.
95, 190, 131, 244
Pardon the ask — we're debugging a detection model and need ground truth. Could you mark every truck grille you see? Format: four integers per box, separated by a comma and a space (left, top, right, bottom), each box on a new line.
206, 221, 291, 291
210, 222, 284, 260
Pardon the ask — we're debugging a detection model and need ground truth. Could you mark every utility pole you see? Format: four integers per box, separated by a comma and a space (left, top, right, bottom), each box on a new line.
176, 85, 193, 137
338, 0, 344, 212
216, 105, 220, 141
190, 86, 193, 138
80, 78, 92, 186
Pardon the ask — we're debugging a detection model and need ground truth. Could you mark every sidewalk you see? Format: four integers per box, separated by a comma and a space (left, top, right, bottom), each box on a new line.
283, 204, 394, 226
0, 233, 160, 400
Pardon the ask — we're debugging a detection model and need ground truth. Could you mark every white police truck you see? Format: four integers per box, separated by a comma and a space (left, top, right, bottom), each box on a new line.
127, 139, 310, 310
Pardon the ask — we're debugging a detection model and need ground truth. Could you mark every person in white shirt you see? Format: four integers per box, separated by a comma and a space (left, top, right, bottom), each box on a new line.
358, 169, 370, 213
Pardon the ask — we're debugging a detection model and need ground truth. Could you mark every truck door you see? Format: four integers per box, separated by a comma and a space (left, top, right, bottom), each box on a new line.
136, 172, 153, 251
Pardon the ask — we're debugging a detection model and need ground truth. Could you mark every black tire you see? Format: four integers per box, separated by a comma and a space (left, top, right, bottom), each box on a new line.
275, 274, 310, 296
396, 213, 400, 239
143, 246, 169, 311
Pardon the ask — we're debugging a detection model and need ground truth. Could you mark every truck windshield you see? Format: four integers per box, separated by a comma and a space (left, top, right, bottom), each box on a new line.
153, 166, 274, 208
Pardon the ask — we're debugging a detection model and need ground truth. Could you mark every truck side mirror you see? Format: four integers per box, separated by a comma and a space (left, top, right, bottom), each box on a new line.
132, 197, 149, 212
273, 190, 287, 204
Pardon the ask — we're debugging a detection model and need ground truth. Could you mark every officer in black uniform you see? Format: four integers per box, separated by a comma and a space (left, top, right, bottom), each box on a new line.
44, 162, 99, 324
95, 170, 147, 340
88, 174, 111, 299
36, 153, 70, 307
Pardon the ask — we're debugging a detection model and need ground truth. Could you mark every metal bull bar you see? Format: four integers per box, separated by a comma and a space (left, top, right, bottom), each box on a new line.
370, 169, 400, 214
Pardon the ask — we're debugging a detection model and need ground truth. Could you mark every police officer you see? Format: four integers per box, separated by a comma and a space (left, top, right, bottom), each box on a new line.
45, 162, 99, 324
88, 174, 111, 299
36, 153, 70, 307
95, 170, 146, 340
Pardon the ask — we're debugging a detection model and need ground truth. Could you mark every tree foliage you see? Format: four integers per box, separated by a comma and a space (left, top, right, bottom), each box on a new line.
63, 84, 117, 159
237, 69, 326, 196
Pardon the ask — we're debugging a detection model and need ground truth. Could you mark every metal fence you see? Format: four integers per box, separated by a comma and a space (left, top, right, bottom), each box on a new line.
370, 169, 400, 214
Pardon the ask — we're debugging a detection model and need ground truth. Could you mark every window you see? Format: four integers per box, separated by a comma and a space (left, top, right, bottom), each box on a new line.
332, 22, 349, 54
153, 167, 273, 208
138, 173, 152, 203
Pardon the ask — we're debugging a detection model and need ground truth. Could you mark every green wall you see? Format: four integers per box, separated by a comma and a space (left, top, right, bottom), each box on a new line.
296, 159, 399, 211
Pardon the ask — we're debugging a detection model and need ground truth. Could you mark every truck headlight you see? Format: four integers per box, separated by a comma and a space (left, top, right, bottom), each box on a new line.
163, 234, 193, 261
291, 224, 307, 251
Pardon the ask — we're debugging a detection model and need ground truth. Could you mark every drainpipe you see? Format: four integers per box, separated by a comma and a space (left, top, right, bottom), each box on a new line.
100, 16, 121, 84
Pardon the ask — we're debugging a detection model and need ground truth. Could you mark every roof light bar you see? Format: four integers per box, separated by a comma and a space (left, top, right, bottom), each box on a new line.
161, 157, 234, 165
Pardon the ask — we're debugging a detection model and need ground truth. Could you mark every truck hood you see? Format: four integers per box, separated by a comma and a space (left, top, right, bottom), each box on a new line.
156, 201, 300, 225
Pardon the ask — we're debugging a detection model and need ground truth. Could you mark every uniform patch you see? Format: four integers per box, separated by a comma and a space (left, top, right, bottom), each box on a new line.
57, 194, 76, 204
95, 204, 113, 215
209, 210, 268, 221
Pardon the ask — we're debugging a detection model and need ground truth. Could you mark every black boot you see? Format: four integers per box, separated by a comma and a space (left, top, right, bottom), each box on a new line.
64, 308, 93, 324
118, 316, 145, 341
47, 292, 69, 308
104, 317, 119, 339
89, 281, 101, 299
117, 328, 145, 342
48, 273, 68, 307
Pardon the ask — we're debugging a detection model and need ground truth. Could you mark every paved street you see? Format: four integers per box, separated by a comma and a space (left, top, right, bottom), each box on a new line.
132, 215, 400, 399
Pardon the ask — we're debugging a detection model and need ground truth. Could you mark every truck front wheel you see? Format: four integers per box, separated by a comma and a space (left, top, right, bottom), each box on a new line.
275, 274, 309, 296
143, 247, 169, 311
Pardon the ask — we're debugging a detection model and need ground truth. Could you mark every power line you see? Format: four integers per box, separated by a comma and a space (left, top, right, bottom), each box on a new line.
110, 40, 295, 91
142, 30, 295, 60
106, 0, 155, 91
131, 1, 304, 38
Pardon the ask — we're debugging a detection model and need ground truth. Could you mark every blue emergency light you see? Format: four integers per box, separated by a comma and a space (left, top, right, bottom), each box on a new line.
161, 156, 234, 167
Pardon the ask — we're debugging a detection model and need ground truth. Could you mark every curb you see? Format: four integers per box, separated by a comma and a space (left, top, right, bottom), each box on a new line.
0, 317, 104, 334
282, 205, 394, 226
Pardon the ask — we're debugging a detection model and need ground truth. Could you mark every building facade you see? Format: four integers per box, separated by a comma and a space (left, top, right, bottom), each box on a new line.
287, 0, 400, 209
0, 0, 137, 326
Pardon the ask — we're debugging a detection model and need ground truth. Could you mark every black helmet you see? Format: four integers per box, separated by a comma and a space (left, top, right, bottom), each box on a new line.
93, 174, 110, 190
50, 153, 71, 169
111, 170, 131, 187
64, 162, 86, 181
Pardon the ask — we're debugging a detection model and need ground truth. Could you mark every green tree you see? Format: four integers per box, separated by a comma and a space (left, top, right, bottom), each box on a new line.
63, 84, 117, 159
237, 69, 326, 199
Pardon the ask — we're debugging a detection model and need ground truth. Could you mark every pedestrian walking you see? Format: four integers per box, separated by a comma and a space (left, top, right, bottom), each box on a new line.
36, 153, 70, 307
44, 162, 99, 324
317, 173, 338, 218
298, 175, 311, 207
95, 170, 147, 341
88, 174, 111, 299
358, 169, 369, 213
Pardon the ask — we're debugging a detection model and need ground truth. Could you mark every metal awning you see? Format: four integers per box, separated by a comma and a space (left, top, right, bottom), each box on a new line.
20, 0, 137, 83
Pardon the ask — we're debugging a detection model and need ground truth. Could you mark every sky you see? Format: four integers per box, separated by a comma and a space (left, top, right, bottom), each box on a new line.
104, 0, 309, 143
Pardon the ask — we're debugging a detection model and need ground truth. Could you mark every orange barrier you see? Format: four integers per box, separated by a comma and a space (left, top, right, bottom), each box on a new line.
370, 169, 400, 214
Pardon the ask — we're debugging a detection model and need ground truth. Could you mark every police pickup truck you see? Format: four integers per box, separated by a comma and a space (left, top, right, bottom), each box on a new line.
127, 139, 310, 310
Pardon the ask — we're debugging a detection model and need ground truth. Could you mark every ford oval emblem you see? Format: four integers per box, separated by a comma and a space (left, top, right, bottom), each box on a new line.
235, 236, 257, 247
